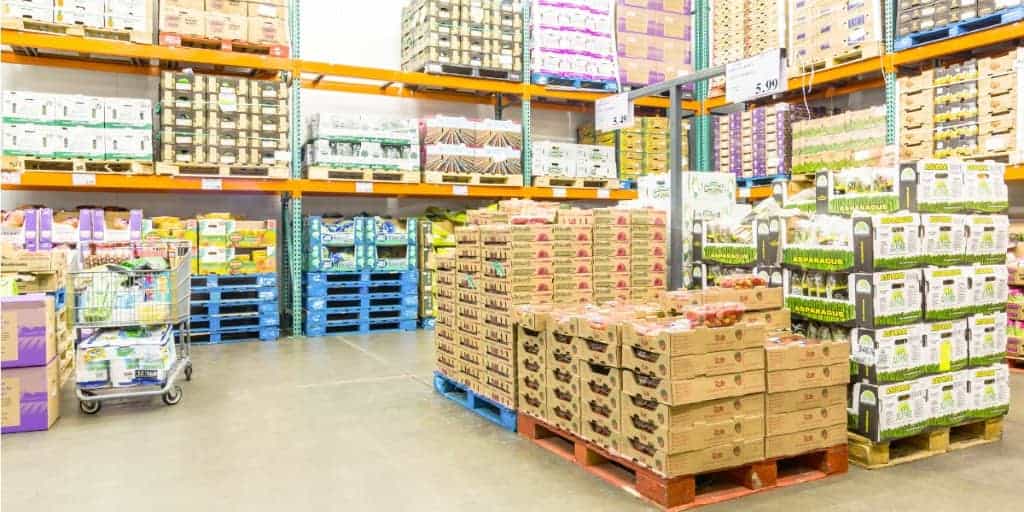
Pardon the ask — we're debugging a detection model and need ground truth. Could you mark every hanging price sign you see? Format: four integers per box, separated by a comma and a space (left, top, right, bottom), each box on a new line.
595, 92, 634, 132
726, 49, 786, 104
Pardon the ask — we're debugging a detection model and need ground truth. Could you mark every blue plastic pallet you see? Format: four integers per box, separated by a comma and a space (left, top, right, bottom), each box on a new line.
304, 293, 418, 313
190, 312, 280, 331
305, 280, 418, 298
894, 6, 1024, 50
191, 299, 278, 316
419, 318, 436, 329
619, 179, 637, 190
191, 287, 278, 303
191, 273, 277, 291
304, 318, 418, 336
304, 306, 417, 329
47, 287, 66, 310
736, 175, 789, 188
191, 325, 280, 343
432, 371, 516, 432
531, 72, 617, 92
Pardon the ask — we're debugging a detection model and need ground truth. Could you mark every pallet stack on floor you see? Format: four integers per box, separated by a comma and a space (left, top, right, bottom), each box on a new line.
303, 215, 419, 336
1, 247, 75, 434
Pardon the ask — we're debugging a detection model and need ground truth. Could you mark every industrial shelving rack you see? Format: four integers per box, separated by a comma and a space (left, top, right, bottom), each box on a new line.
2, 0, 1022, 333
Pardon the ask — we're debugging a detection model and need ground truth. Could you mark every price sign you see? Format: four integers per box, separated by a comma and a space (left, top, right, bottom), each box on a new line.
72, 173, 96, 186
1, 172, 21, 185
552, 187, 567, 198
201, 178, 223, 190
452, 185, 469, 196
738, 187, 751, 198
355, 181, 374, 193
595, 92, 634, 132
726, 49, 785, 104
596, 189, 610, 199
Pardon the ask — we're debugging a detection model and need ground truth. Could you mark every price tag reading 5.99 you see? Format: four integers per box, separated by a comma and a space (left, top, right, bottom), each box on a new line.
726, 49, 785, 104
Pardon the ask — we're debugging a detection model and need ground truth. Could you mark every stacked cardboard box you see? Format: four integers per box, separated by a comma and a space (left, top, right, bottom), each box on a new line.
711, 0, 786, 70
421, 115, 522, 181
401, 0, 523, 77
304, 114, 420, 178
764, 336, 849, 458
787, 0, 883, 73
529, 0, 617, 87
2, 90, 152, 161
615, 0, 692, 88
791, 107, 887, 175
552, 209, 594, 304
895, 0, 1016, 39
629, 208, 667, 302
532, 141, 616, 181
577, 117, 690, 180
514, 306, 549, 421
3, 0, 153, 38
1, 292, 62, 434
434, 251, 459, 377
158, 71, 290, 167
159, 0, 289, 47
712, 103, 801, 179
593, 208, 632, 303
453, 225, 485, 391
900, 46, 1023, 162
193, 214, 277, 275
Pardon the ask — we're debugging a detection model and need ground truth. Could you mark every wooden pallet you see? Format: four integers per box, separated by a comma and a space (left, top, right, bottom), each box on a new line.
1006, 356, 1024, 372
158, 32, 289, 58
305, 166, 420, 183
2, 18, 152, 44
793, 42, 884, 75
531, 176, 620, 190
519, 414, 847, 510
405, 59, 522, 82
155, 162, 289, 179
423, 171, 523, 187
2, 156, 154, 175
848, 417, 1004, 469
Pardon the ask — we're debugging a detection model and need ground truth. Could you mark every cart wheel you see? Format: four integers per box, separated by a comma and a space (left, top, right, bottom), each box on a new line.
162, 386, 183, 406
80, 400, 101, 415
184, 363, 193, 381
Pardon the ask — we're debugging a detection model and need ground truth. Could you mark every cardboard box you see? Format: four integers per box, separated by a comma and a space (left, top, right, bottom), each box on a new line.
765, 338, 850, 371
206, 12, 246, 40
159, 8, 205, 37
205, 0, 246, 16
766, 363, 847, 393
623, 345, 765, 380
623, 368, 765, 406
1, 294, 56, 368
625, 436, 764, 478
742, 308, 791, 330
625, 409, 764, 454
765, 423, 846, 459
766, 402, 846, 436
620, 323, 766, 357
848, 379, 929, 442
1, 357, 60, 434
248, 2, 287, 18
767, 384, 845, 415
247, 16, 287, 45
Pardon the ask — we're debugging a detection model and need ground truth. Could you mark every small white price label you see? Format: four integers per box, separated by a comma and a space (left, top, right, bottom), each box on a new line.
595, 92, 635, 132
355, 181, 374, 193
274, 150, 292, 162
726, 49, 786, 104
72, 173, 96, 186
201, 178, 223, 190
596, 189, 610, 199
452, 185, 469, 196
1, 172, 21, 185
552, 187, 567, 198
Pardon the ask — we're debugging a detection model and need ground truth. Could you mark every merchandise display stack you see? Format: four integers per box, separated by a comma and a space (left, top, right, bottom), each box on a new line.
592, 208, 631, 303
709, 0, 785, 87
614, 0, 692, 88
303, 215, 419, 336
401, 0, 523, 80
791, 106, 888, 176
0, 247, 74, 433
780, 160, 1011, 465
552, 208, 594, 305
577, 116, 690, 184
2, 90, 153, 166
786, 0, 883, 74
421, 115, 523, 186
531, 141, 617, 188
1, 0, 153, 43
529, 0, 618, 91
899, 46, 1022, 162
156, 71, 290, 177
158, 0, 290, 52
711, 103, 806, 183
416, 219, 435, 328
304, 114, 420, 183
1009, 226, 1024, 365
893, 0, 1023, 50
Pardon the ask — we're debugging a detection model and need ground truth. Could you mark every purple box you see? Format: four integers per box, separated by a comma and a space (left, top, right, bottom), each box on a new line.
22, 209, 38, 252
78, 208, 92, 242
1, 294, 56, 369
1, 358, 60, 434
36, 208, 53, 251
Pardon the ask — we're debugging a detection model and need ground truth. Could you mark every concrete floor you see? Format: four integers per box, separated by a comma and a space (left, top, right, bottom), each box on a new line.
3, 330, 1022, 512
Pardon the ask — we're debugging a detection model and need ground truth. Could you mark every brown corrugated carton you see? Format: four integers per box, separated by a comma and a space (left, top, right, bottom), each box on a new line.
625, 436, 765, 477
623, 412, 764, 454
765, 403, 846, 436
623, 368, 765, 405
766, 363, 848, 393
766, 385, 845, 414
622, 345, 764, 380
765, 424, 846, 459
764, 338, 850, 371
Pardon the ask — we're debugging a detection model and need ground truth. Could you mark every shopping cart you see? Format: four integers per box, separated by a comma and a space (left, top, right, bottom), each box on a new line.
69, 240, 193, 414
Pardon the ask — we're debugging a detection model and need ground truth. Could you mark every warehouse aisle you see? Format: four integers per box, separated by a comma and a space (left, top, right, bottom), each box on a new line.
3, 333, 1022, 512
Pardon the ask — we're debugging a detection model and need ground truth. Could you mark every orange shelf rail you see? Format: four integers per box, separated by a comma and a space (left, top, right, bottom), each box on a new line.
0, 172, 638, 200
1007, 164, 1024, 182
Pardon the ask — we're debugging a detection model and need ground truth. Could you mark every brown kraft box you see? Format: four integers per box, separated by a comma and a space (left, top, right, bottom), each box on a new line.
581, 414, 621, 453
765, 338, 850, 371
620, 323, 766, 356
624, 412, 764, 454
519, 387, 546, 420
766, 385, 845, 414
766, 403, 846, 436
622, 392, 765, 431
623, 368, 765, 405
765, 423, 846, 459
622, 345, 764, 380
547, 384, 581, 434
741, 308, 791, 330
766, 363, 848, 393
577, 336, 621, 367
625, 436, 765, 478
702, 287, 783, 311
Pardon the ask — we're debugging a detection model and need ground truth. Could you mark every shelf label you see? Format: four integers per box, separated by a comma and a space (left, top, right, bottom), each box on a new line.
726, 49, 786, 104
201, 178, 223, 190
596, 189, 610, 199
452, 185, 469, 196
72, 173, 96, 186
596, 92, 634, 132
1, 172, 21, 185
552, 187, 567, 198
355, 181, 374, 193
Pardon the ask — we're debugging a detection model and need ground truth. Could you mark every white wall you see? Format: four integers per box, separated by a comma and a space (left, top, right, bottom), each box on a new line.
2, 1, 583, 219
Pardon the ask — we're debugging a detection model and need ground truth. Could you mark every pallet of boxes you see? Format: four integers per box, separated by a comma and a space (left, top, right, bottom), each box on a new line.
156, 71, 290, 179
783, 161, 1011, 469
158, 0, 290, 56
1, 0, 153, 44
1, 246, 74, 434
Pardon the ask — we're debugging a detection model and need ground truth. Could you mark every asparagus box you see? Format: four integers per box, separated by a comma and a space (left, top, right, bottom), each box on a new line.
966, 364, 1010, 420
968, 312, 1007, 367
922, 266, 973, 321
848, 379, 930, 443
926, 370, 970, 428
784, 269, 923, 327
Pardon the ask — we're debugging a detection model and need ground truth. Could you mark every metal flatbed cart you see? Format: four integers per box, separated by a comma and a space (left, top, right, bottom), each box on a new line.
69, 240, 193, 414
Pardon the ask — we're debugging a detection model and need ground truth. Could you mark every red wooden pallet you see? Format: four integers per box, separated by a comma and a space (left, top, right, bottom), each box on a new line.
518, 414, 847, 511
1006, 356, 1024, 373
158, 32, 289, 58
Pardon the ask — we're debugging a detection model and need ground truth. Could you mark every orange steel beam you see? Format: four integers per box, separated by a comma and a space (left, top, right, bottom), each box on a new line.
300, 79, 589, 112
1, 30, 294, 71
1, 172, 293, 194
1007, 164, 1024, 182
2, 51, 160, 75
292, 179, 636, 200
